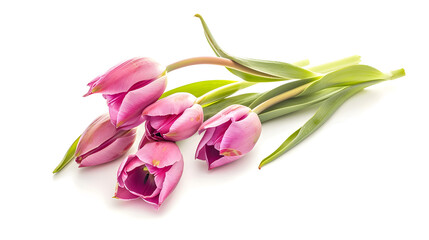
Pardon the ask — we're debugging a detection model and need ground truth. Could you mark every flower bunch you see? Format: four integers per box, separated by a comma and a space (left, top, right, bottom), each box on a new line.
53, 14, 405, 209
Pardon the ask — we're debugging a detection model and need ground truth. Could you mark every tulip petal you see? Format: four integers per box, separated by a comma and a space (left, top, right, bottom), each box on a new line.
124, 167, 161, 198
90, 58, 165, 95
158, 159, 184, 205
138, 133, 153, 149
136, 142, 182, 168
219, 112, 261, 156
104, 93, 126, 127
164, 104, 204, 141
143, 93, 196, 116
196, 128, 215, 160
199, 105, 250, 132
209, 155, 242, 169
116, 76, 167, 129
77, 132, 136, 167
76, 114, 117, 156
115, 185, 139, 200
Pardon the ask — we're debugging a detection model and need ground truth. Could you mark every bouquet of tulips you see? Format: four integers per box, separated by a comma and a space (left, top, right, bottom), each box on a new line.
53, 14, 405, 208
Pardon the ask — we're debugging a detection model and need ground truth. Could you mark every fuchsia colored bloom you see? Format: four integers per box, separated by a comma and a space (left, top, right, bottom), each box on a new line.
75, 114, 136, 167
115, 141, 184, 208
84, 57, 167, 130
139, 93, 203, 147
196, 105, 262, 169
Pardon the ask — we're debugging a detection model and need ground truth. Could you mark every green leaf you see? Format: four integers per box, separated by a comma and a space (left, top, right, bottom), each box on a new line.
202, 93, 261, 120
298, 65, 387, 96
195, 14, 318, 81
160, 80, 237, 99
258, 80, 383, 169
53, 135, 80, 173
258, 87, 344, 123
197, 81, 256, 105
248, 78, 319, 109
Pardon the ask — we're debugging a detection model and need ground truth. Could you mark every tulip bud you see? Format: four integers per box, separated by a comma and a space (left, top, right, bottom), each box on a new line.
115, 141, 184, 208
196, 105, 262, 169
140, 93, 203, 145
84, 57, 167, 130
75, 114, 137, 167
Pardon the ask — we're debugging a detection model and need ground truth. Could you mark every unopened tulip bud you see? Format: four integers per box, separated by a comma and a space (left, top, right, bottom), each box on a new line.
84, 58, 167, 130
75, 114, 136, 167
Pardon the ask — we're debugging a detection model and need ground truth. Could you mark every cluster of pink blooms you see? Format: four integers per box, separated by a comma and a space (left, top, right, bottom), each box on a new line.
74, 57, 261, 208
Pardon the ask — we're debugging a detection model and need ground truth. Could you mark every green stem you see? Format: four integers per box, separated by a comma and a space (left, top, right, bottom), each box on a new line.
166, 56, 275, 78
195, 81, 256, 105
194, 59, 311, 105
252, 83, 312, 114
194, 55, 362, 107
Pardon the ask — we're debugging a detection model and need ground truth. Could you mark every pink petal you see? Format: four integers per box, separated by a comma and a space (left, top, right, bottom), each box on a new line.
164, 104, 203, 141
116, 76, 167, 128
124, 167, 161, 198
209, 155, 243, 169
195, 128, 215, 160
143, 93, 196, 116
114, 185, 139, 200
76, 114, 117, 156
89, 58, 165, 95
219, 112, 261, 156
117, 154, 136, 187
136, 142, 182, 168
158, 159, 184, 205
103, 93, 126, 127
199, 105, 250, 132
77, 131, 136, 167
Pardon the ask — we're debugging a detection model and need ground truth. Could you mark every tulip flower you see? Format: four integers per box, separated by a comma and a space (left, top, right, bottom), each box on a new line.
140, 93, 203, 146
115, 141, 184, 208
75, 114, 137, 167
84, 57, 167, 130
196, 104, 262, 169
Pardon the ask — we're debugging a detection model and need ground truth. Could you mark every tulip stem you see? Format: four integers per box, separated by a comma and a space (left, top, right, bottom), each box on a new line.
166, 56, 277, 78
252, 83, 312, 114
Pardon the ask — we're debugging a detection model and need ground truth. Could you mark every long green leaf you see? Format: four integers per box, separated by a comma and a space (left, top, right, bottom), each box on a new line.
202, 93, 261, 120
258, 87, 344, 123
298, 65, 387, 96
258, 80, 383, 169
195, 14, 318, 81
197, 81, 256, 105
160, 80, 237, 99
53, 135, 80, 173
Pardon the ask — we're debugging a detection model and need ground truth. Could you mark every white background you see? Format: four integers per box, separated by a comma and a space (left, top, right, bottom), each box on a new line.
1, 0, 428, 239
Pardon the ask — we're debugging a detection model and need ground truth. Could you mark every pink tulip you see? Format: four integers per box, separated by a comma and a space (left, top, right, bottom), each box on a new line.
140, 93, 203, 146
75, 114, 137, 167
84, 57, 167, 130
115, 141, 184, 208
196, 105, 262, 169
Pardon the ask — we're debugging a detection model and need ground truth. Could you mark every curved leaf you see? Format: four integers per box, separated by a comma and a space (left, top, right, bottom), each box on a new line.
197, 81, 256, 105
160, 80, 237, 99
258, 80, 383, 169
202, 93, 261, 120
195, 14, 317, 81
298, 65, 387, 96
258, 88, 344, 123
